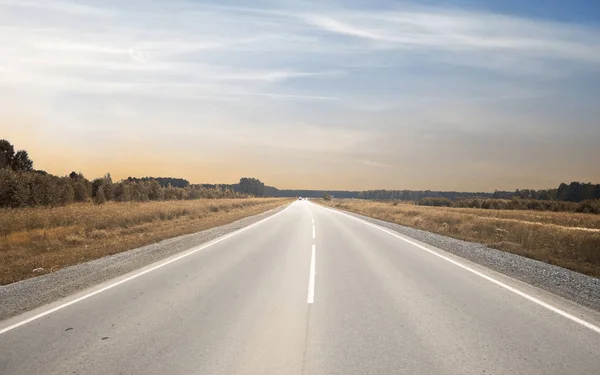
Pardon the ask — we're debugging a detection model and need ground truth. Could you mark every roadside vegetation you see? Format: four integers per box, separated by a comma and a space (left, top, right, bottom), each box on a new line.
0, 198, 290, 285
319, 199, 600, 278
0, 139, 292, 285
416, 197, 600, 214
2, 138, 599, 281
0, 141, 277, 208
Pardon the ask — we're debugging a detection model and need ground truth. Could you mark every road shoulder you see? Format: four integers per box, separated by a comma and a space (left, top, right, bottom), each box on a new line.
0, 204, 289, 321
318, 204, 600, 313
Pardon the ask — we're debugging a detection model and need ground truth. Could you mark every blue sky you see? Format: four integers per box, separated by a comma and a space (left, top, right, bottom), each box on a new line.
1, 0, 599, 190
458, 0, 600, 23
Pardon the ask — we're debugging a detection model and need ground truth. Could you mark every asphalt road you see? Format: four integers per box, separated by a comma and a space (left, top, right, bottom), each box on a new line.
1, 200, 600, 374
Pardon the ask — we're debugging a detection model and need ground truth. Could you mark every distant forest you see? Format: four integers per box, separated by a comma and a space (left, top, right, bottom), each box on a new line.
258, 183, 600, 203
1, 139, 599, 209
355, 182, 600, 203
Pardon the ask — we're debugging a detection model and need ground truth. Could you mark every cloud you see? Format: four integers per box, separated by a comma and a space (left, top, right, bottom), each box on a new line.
0, 0, 110, 15
307, 14, 391, 41
205, 70, 343, 83
1, 0, 599, 189
0, 1, 342, 102
303, 9, 600, 64
237, 93, 339, 100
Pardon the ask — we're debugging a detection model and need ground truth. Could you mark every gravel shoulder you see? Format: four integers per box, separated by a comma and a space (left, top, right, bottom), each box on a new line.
0, 204, 289, 321
333, 208, 600, 312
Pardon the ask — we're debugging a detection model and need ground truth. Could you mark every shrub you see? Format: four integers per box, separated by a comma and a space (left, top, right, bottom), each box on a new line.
576, 200, 600, 214
94, 187, 107, 205
453, 198, 587, 213
417, 197, 453, 207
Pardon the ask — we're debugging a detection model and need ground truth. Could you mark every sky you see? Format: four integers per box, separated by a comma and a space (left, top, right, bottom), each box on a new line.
1, 0, 599, 191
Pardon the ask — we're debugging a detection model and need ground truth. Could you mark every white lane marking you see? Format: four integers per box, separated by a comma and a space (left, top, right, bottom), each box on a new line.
312, 225, 316, 239
0, 203, 295, 335
307, 245, 316, 304
316, 203, 600, 334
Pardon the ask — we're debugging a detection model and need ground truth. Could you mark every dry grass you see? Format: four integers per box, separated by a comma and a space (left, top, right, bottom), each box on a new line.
0, 198, 290, 285
320, 199, 600, 278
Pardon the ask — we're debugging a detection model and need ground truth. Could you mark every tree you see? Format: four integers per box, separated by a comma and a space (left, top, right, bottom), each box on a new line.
0, 168, 20, 207
238, 177, 265, 196
11, 150, 33, 172
0, 140, 34, 172
73, 179, 91, 202
94, 187, 107, 204
323, 192, 332, 201
0, 140, 15, 169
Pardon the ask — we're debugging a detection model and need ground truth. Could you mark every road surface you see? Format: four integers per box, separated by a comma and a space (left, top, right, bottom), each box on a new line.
1, 200, 599, 374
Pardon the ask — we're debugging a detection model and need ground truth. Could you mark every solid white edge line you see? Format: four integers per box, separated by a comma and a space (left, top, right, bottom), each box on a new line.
0, 202, 295, 336
316, 203, 600, 334
307, 244, 316, 304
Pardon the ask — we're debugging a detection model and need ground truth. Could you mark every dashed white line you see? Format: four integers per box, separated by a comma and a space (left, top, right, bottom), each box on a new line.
307, 245, 316, 304
316, 203, 600, 334
312, 225, 316, 239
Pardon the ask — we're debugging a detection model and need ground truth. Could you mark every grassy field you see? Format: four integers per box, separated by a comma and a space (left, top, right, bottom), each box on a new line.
320, 199, 600, 278
0, 198, 290, 285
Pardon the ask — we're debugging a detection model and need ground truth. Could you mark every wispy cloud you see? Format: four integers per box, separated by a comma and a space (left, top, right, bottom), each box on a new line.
0, 0, 110, 14
303, 9, 600, 64
0, 0, 599, 189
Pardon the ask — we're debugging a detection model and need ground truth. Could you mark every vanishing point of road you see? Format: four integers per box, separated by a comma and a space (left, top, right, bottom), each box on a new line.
1, 200, 599, 374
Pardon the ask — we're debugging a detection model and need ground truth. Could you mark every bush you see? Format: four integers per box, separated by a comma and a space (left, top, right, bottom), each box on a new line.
453, 198, 586, 213
417, 197, 453, 207
575, 200, 600, 214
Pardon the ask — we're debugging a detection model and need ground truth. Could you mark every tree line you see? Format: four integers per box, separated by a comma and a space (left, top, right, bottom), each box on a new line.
199, 178, 267, 197
357, 183, 600, 203
125, 177, 190, 188
274, 189, 359, 198
2, 139, 599, 209
493, 182, 600, 202
0, 169, 246, 208
357, 190, 490, 201
0, 140, 246, 208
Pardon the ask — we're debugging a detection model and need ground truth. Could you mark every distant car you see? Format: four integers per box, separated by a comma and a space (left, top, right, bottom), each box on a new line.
298, 197, 303, 200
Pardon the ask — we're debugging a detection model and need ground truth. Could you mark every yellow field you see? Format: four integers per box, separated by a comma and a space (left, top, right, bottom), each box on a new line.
320, 199, 600, 277
0, 198, 290, 285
